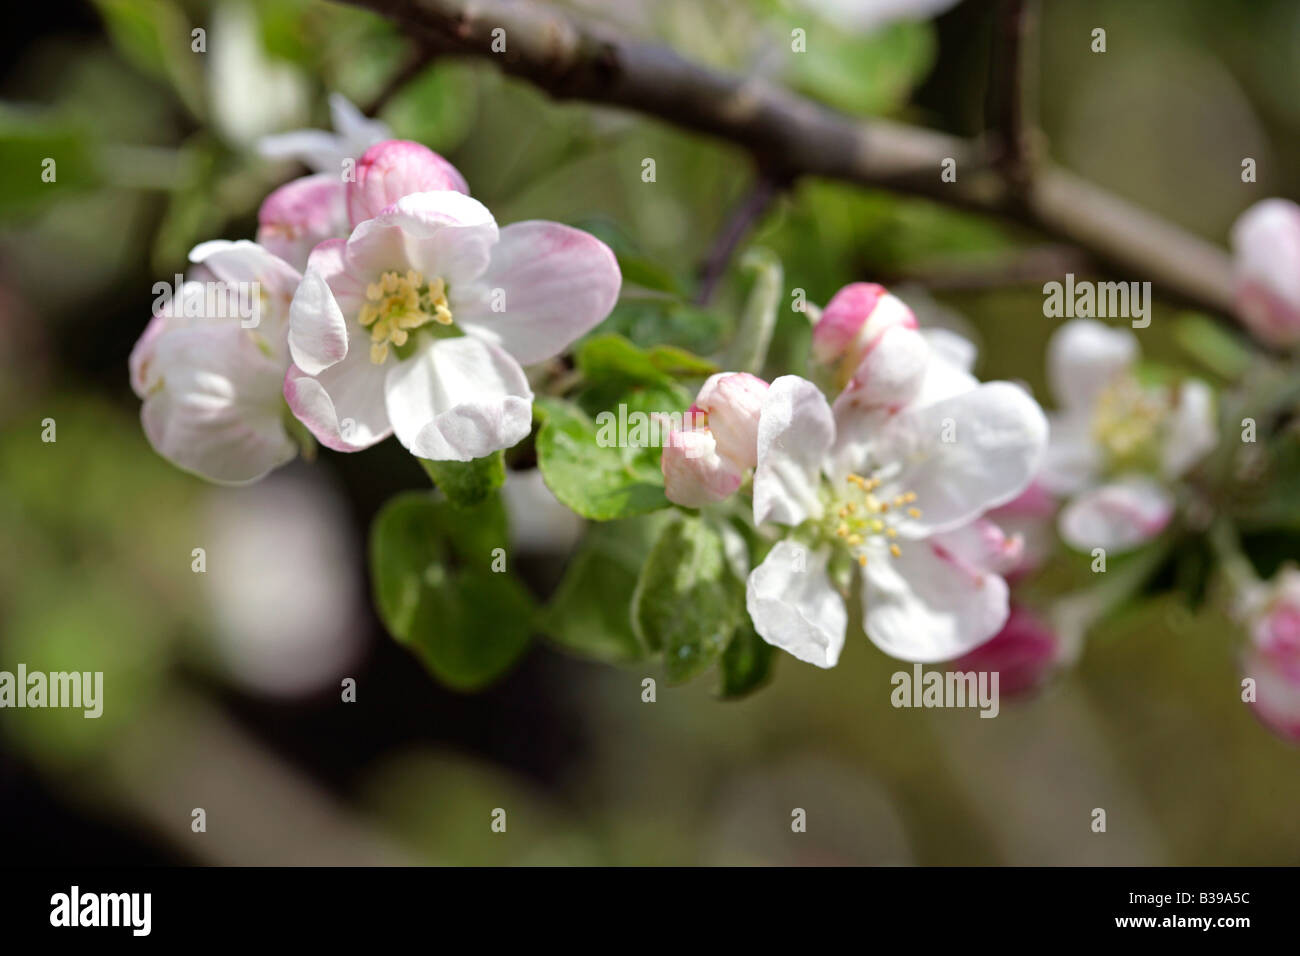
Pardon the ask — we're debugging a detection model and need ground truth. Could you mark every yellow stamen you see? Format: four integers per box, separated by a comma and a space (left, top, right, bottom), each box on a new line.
359, 268, 454, 363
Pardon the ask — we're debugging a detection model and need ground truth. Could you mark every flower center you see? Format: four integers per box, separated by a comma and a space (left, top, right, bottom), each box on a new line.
1091, 379, 1166, 474
823, 472, 922, 567
358, 269, 453, 364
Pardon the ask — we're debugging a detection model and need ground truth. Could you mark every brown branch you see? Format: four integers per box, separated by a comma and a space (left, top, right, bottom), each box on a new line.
334, 0, 1236, 316
985, 0, 1037, 188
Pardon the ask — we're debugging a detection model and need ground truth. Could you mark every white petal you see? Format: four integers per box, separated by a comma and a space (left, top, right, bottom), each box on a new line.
753, 375, 835, 526
1058, 477, 1173, 553
930, 519, 1024, 576
141, 325, 295, 484
1048, 319, 1137, 411
283, 342, 392, 452
921, 327, 978, 373
288, 268, 349, 375
862, 536, 1010, 663
1161, 379, 1217, 479
874, 382, 1049, 536
746, 541, 847, 668
454, 221, 622, 365
344, 191, 498, 289
383, 335, 534, 461
1038, 411, 1100, 495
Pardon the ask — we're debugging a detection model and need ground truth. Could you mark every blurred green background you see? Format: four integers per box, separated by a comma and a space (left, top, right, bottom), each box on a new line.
2, 0, 1299, 865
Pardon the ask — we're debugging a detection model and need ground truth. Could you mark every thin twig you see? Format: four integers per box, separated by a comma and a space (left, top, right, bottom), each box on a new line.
694, 174, 783, 306
334, 0, 1236, 316
985, 0, 1037, 188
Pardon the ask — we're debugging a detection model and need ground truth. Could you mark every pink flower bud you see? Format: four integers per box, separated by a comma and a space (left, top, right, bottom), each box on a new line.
346, 139, 469, 227
812, 283, 918, 380
951, 606, 1060, 697
256, 173, 348, 272
1239, 567, 1300, 743
834, 323, 929, 413
1230, 198, 1300, 349
662, 428, 743, 507
692, 372, 768, 469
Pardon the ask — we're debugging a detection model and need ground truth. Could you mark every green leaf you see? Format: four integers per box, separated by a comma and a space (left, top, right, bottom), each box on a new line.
370, 492, 533, 690
596, 299, 729, 356
534, 397, 673, 521
540, 513, 672, 663
786, 19, 935, 116
380, 61, 478, 153
717, 621, 776, 700
0, 107, 100, 214
728, 247, 783, 375
571, 219, 686, 295
1174, 311, 1252, 380
577, 333, 675, 389
419, 451, 506, 507
632, 515, 744, 683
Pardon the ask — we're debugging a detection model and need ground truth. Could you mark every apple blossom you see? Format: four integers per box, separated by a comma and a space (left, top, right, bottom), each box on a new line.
661, 372, 769, 507
256, 173, 350, 273
1240, 565, 1300, 743
284, 190, 621, 460
130, 240, 303, 484
1040, 319, 1217, 554
1229, 198, 1300, 349
747, 360, 1046, 666
950, 605, 1060, 697
258, 140, 469, 273
258, 92, 391, 174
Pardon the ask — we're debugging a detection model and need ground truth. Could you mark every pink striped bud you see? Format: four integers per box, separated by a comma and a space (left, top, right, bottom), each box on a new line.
346, 139, 469, 227
692, 372, 768, 469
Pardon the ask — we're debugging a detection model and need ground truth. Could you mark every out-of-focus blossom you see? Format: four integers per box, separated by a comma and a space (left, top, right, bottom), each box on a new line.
1041, 319, 1216, 554
130, 240, 302, 484
258, 92, 391, 174
747, 369, 1045, 667
662, 372, 769, 507
950, 605, 1060, 697
209, 1, 309, 148
988, 480, 1058, 579
1229, 198, 1300, 349
501, 467, 585, 554
285, 191, 620, 460
202, 469, 364, 697
1240, 565, 1300, 742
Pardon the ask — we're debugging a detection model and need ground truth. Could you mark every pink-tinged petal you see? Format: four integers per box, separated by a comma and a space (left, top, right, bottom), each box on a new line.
930, 519, 1025, 576
140, 325, 295, 484
344, 191, 498, 288
454, 221, 621, 366
129, 312, 171, 398
833, 324, 929, 414
257, 173, 349, 272
1231, 198, 1300, 348
746, 541, 847, 668
662, 428, 744, 507
283, 348, 391, 452
861, 535, 1011, 663
873, 382, 1049, 537
753, 375, 836, 526
992, 479, 1058, 519
1243, 646, 1300, 744
383, 335, 533, 461
1058, 477, 1173, 553
347, 139, 469, 227
812, 282, 890, 364
950, 606, 1059, 697
328, 92, 391, 158
692, 372, 768, 469
257, 129, 343, 172
1047, 319, 1137, 412
288, 268, 349, 375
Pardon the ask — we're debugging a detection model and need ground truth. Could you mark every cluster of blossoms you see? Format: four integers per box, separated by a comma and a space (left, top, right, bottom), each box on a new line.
132, 103, 622, 483
664, 284, 1049, 669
